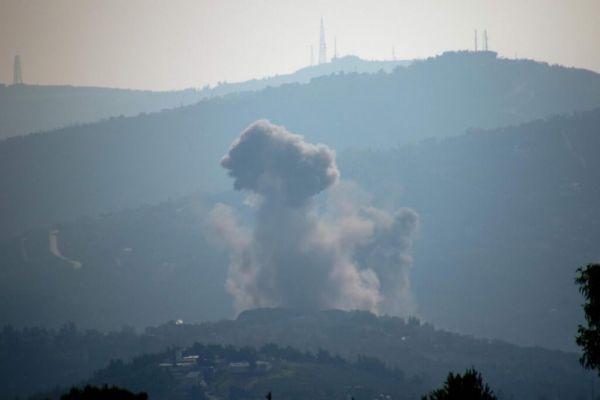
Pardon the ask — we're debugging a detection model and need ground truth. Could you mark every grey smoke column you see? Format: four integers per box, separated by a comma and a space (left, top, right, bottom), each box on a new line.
213, 120, 418, 314
220, 119, 339, 207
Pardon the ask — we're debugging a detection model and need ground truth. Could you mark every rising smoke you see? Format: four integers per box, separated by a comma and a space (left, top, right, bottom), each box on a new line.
211, 120, 418, 315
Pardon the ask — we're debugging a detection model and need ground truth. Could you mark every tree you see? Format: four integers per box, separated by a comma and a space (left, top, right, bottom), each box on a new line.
421, 368, 497, 400
575, 263, 600, 373
60, 385, 147, 400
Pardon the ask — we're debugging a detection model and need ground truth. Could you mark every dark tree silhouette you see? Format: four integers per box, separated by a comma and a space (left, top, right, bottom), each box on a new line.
576, 263, 600, 373
421, 368, 497, 400
60, 385, 147, 400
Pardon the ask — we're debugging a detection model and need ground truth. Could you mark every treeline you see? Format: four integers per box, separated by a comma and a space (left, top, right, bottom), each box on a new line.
31, 342, 417, 400
0, 323, 164, 399
1, 309, 594, 399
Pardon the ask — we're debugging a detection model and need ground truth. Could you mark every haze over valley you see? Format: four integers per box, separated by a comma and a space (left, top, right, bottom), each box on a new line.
2, 1, 600, 399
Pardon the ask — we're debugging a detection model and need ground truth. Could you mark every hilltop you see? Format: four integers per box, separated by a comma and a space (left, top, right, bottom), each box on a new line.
202, 55, 411, 97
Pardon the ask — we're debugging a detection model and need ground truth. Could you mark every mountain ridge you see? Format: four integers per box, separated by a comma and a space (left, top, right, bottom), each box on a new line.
2, 52, 600, 241
0, 55, 410, 140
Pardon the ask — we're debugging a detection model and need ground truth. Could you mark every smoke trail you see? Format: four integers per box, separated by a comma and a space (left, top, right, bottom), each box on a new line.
212, 120, 418, 315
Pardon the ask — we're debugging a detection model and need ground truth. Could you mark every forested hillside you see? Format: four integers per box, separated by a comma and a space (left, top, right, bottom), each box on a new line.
2, 309, 594, 400
0, 194, 231, 330
0, 53, 600, 242
1, 109, 599, 352
1, 52, 600, 240
30, 342, 419, 400
340, 110, 600, 350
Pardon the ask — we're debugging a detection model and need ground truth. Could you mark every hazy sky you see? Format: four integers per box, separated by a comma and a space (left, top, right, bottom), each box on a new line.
1, 0, 599, 91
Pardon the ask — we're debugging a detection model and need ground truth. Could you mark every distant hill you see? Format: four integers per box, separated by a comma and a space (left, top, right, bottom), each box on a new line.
201, 55, 411, 97
0, 56, 410, 140
3, 309, 596, 400
0, 194, 232, 330
0, 84, 203, 140
339, 110, 600, 351
30, 341, 419, 400
1, 109, 599, 352
1, 51, 600, 241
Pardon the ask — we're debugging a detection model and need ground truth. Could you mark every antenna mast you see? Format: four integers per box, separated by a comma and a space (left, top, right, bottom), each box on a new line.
13, 55, 23, 85
474, 29, 478, 52
319, 17, 327, 64
483, 30, 488, 51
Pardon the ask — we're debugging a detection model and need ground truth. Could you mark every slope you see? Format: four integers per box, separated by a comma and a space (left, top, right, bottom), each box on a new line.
1, 52, 600, 240
0, 56, 409, 140
1, 109, 599, 352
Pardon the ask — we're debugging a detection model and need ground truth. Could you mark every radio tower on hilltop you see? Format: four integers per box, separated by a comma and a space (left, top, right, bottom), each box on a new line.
483, 30, 489, 51
319, 17, 327, 64
13, 55, 23, 85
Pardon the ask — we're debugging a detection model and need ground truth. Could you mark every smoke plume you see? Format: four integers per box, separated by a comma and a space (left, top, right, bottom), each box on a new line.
212, 120, 418, 315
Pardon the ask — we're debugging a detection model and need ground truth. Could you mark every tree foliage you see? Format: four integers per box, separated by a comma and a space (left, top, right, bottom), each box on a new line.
575, 263, 600, 373
421, 368, 497, 400
60, 385, 147, 400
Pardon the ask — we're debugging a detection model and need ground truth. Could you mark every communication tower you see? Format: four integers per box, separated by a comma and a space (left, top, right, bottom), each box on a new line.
483, 30, 489, 51
319, 18, 327, 64
13, 55, 23, 85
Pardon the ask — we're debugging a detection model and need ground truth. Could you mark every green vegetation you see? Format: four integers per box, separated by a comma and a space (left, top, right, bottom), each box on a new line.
59, 385, 148, 400
339, 109, 600, 351
2, 309, 595, 400
33, 342, 418, 400
576, 263, 600, 374
422, 368, 497, 400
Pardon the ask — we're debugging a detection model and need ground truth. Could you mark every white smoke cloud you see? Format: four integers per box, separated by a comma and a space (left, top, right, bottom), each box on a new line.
212, 120, 418, 315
